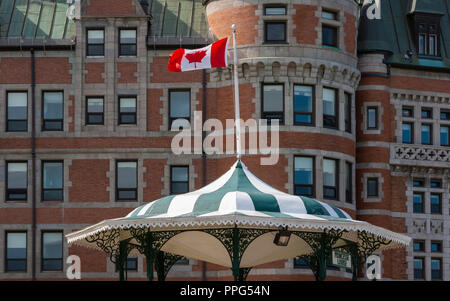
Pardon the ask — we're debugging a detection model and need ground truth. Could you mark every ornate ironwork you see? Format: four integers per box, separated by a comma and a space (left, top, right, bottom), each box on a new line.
358, 231, 392, 260
293, 229, 346, 281
238, 267, 252, 281
85, 229, 122, 263
203, 227, 271, 281
336, 242, 359, 281
155, 251, 185, 281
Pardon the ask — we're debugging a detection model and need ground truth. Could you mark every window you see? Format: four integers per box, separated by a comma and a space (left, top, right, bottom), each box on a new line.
367, 107, 378, 129
322, 10, 337, 20
345, 162, 352, 203
264, 6, 286, 15
169, 90, 190, 129
402, 107, 413, 118
7, 92, 27, 132
171, 166, 189, 194
42, 232, 63, 271
323, 88, 337, 129
6, 232, 27, 272
264, 22, 286, 43
322, 25, 337, 47
86, 97, 104, 125
344, 93, 351, 133
421, 124, 432, 145
116, 161, 137, 201
440, 126, 449, 146
42, 92, 63, 131
441, 110, 450, 120
323, 159, 337, 200
367, 178, 378, 197
421, 108, 432, 119
119, 29, 137, 56
413, 179, 424, 187
415, 20, 440, 57
6, 162, 27, 201
87, 29, 104, 56
294, 156, 314, 197
294, 257, 309, 269
413, 192, 424, 213
42, 161, 63, 201
116, 257, 138, 271
430, 193, 441, 214
431, 241, 442, 253
431, 258, 442, 280
430, 179, 441, 188
414, 258, 425, 280
119, 97, 137, 125
413, 240, 425, 252
262, 84, 284, 125
293, 85, 313, 125
402, 123, 413, 144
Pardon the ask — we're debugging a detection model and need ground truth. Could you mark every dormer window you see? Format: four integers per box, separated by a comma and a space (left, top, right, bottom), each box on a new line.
411, 14, 441, 57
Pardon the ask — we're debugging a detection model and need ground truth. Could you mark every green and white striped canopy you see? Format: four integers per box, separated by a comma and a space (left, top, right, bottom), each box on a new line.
125, 160, 352, 221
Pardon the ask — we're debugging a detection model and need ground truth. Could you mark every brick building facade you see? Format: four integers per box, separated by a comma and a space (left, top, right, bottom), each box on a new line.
0, 0, 448, 281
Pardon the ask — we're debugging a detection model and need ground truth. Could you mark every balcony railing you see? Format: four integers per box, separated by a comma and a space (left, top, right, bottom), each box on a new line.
391, 144, 449, 167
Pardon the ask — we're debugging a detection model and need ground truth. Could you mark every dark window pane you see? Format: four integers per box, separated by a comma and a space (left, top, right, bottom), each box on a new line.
43, 162, 63, 189
87, 114, 104, 125
7, 260, 27, 271
431, 242, 441, 253
413, 179, 424, 187
294, 157, 313, 185
43, 259, 62, 271
367, 108, 377, 129
170, 91, 190, 118
421, 124, 432, 144
323, 187, 337, 199
440, 126, 449, 146
367, 178, 378, 197
294, 257, 309, 268
117, 162, 137, 189
402, 108, 413, 117
421, 109, 432, 119
294, 85, 313, 125
430, 180, 441, 188
414, 258, 424, 279
171, 166, 189, 194
119, 113, 136, 124
295, 114, 312, 124
43, 120, 63, 131
322, 25, 337, 47
344, 93, 351, 133
265, 23, 286, 42
441, 110, 450, 120
413, 241, 424, 252
87, 29, 104, 56
120, 44, 137, 56
7, 120, 27, 131
118, 189, 137, 200
294, 185, 313, 197
43, 92, 63, 119
265, 7, 286, 15
345, 162, 352, 203
7, 190, 27, 200
413, 193, 424, 213
43, 189, 63, 201
171, 182, 189, 194
402, 123, 412, 143
431, 259, 441, 280
42, 232, 62, 271
430, 194, 441, 214
87, 44, 104, 56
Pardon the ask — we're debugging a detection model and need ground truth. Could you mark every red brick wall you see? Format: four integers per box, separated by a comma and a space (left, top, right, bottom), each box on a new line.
0, 57, 72, 84
293, 5, 318, 45
69, 245, 108, 273
69, 159, 110, 203
207, 5, 258, 46
85, 0, 137, 16
344, 12, 357, 54
143, 159, 166, 201
147, 89, 163, 131
85, 63, 105, 84
117, 62, 137, 83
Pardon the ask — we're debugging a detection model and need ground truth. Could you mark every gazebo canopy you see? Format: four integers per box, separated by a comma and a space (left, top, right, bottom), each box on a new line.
67, 160, 410, 281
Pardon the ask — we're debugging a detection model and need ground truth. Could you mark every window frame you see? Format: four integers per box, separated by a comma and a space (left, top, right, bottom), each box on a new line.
413, 191, 424, 213
86, 28, 105, 57
264, 21, 287, 44
430, 193, 441, 214
323, 158, 338, 201
413, 240, 425, 252
42, 91, 64, 131
367, 107, 378, 130
85, 96, 105, 125
413, 257, 425, 280
431, 241, 442, 253
118, 96, 137, 125
116, 160, 138, 202
41, 231, 63, 272
345, 161, 352, 204
367, 177, 379, 198
431, 258, 442, 280
5, 231, 27, 272
344, 92, 352, 133
170, 165, 189, 195
322, 87, 338, 129
118, 28, 137, 57
402, 122, 414, 144
421, 123, 432, 145
293, 156, 315, 198
6, 91, 28, 132
293, 84, 314, 126
6, 161, 28, 202
322, 24, 338, 48
169, 89, 191, 129
115, 256, 138, 272
41, 161, 64, 202
262, 83, 285, 125
440, 125, 449, 146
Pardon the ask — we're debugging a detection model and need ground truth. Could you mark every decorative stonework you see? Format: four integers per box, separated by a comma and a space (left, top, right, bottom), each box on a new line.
412, 219, 427, 234
392, 145, 449, 162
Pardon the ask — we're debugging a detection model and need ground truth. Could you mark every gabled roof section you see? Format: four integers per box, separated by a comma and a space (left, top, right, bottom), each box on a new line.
358, 0, 450, 71
142, 0, 210, 47
0, 0, 75, 40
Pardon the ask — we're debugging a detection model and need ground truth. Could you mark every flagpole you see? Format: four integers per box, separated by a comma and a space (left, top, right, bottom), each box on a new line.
232, 24, 242, 159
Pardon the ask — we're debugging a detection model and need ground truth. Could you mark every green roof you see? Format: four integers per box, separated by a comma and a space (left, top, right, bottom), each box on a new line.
358, 0, 450, 71
142, 0, 209, 39
0, 0, 75, 39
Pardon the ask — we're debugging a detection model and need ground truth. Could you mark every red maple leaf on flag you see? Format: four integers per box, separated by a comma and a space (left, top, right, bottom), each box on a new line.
185, 50, 207, 68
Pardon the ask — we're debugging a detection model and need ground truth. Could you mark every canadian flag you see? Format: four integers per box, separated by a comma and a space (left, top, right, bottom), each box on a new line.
168, 38, 229, 72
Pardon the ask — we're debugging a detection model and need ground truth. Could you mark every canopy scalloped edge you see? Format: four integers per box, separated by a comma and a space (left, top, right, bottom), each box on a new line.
66, 214, 411, 251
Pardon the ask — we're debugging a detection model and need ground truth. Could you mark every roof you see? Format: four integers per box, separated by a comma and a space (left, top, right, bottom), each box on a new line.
0, 0, 75, 40
358, 0, 450, 71
125, 160, 353, 220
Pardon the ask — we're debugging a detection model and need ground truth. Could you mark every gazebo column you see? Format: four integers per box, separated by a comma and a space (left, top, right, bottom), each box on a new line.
116, 240, 132, 281
293, 230, 345, 281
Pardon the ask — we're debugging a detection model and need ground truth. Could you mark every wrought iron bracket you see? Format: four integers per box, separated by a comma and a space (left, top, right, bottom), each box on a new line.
154, 251, 185, 281
358, 231, 392, 260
